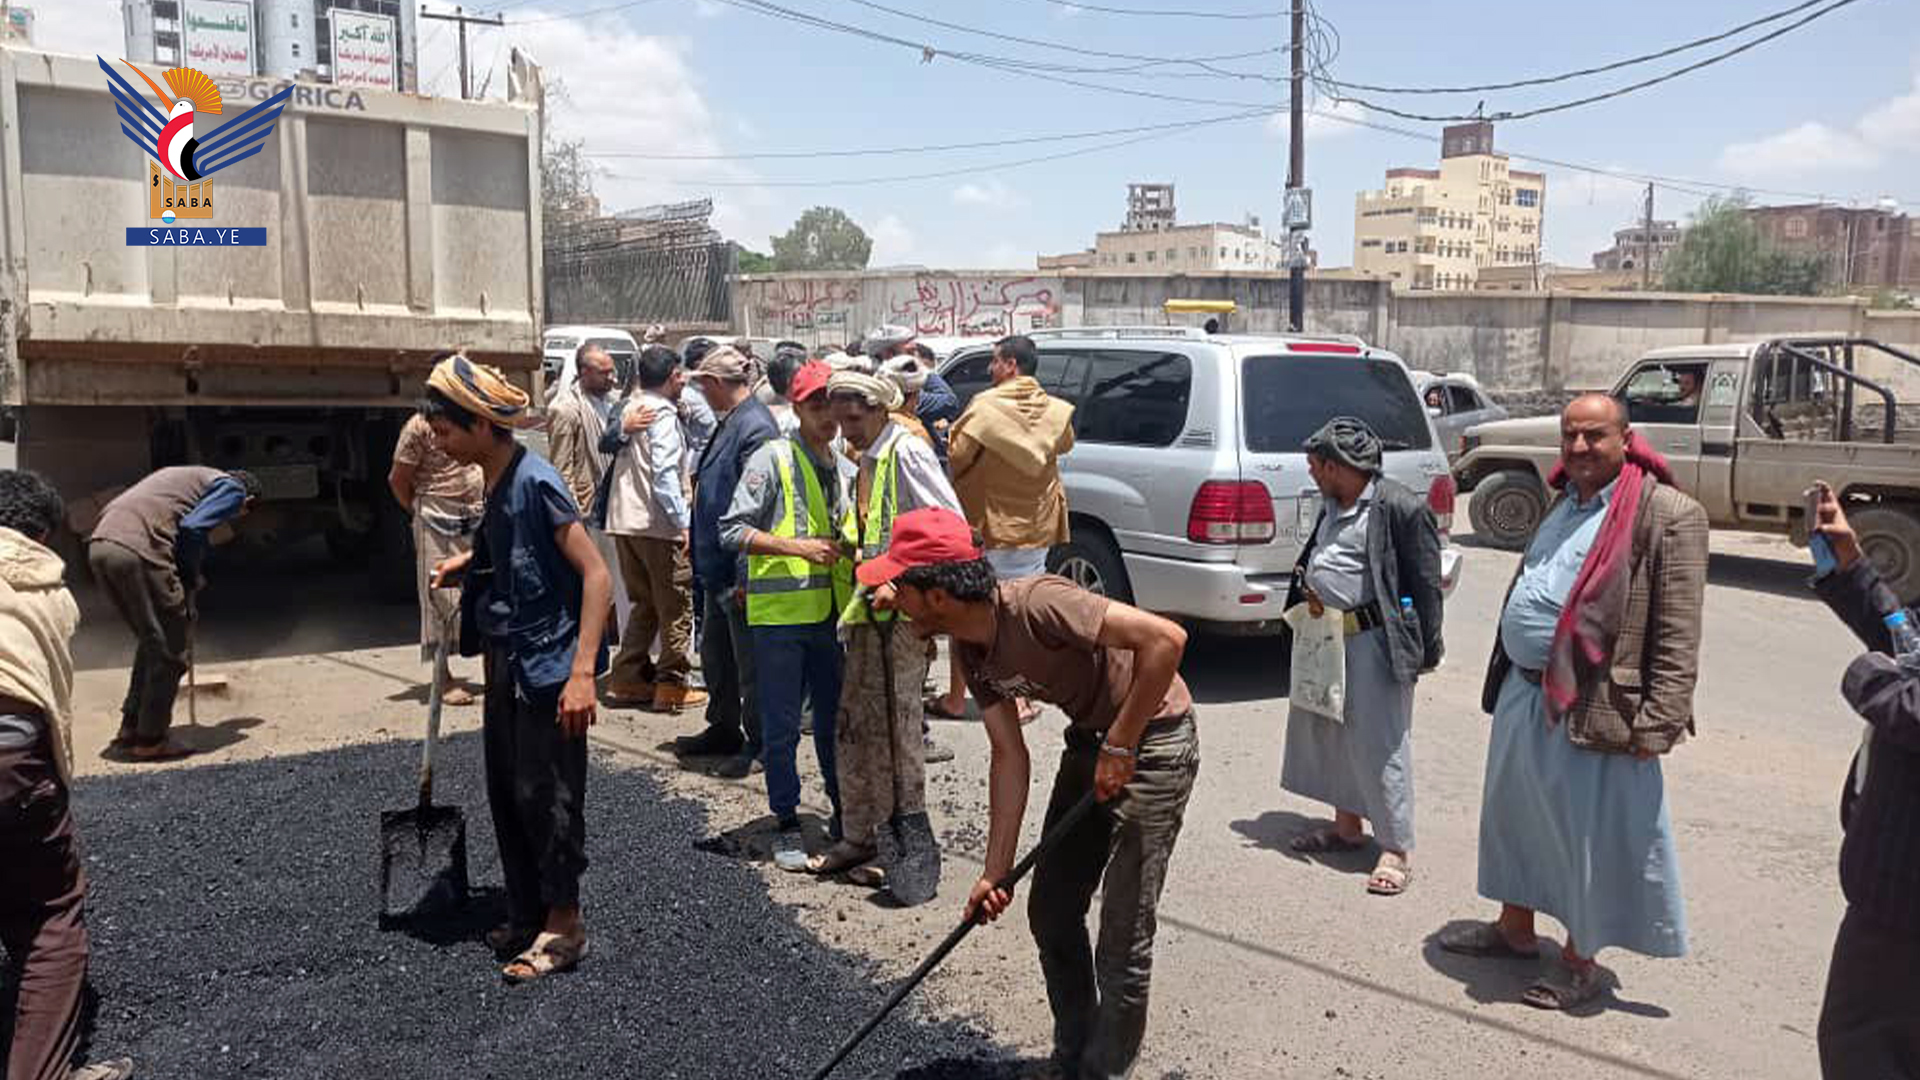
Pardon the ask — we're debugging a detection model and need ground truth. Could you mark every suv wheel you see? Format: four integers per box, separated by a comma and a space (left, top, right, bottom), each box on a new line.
1852, 504, 1920, 604
1049, 533, 1133, 604
1467, 469, 1547, 550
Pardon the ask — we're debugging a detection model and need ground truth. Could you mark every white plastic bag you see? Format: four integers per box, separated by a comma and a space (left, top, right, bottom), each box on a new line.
1283, 602, 1346, 723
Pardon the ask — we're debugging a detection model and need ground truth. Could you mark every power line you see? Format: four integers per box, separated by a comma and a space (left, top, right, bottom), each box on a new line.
608, 107, 1273, 186
701, 0, 1286, 107
1323, 0, 1836, 94
506, 0, 676, 24
1018, 0, 1283, 18
835, 0, 1281, 67
1322, 0, 1870, 123
583, 109, 1275, 158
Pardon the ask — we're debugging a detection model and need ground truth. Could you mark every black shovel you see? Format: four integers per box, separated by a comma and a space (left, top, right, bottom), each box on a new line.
806, 790, 1101, 1080
379, 637, 470, 926
871, 608, 940, 907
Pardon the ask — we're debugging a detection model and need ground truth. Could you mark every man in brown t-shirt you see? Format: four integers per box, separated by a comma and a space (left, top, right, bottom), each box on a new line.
866, 506, 1199, 1080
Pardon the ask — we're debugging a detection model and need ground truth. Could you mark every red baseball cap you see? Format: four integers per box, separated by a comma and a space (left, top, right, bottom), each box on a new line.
789, 360, 831, 403
856, 507, 983, 587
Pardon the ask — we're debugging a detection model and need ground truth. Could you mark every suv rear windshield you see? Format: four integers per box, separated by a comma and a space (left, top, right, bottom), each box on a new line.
1240, 354, 1433, 452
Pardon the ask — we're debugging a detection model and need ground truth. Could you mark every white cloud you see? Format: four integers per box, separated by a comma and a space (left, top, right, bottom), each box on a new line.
1717, 72, 1920, 179
1858, 73, 1920, 147
692, 0, 729, 18
1265, 99, 1369, 143
868, 213, 920, 265
1717, 121, 1879, 178
951, 178, 1024, 209
415, 12, 783, 250
28, 0, 125, 60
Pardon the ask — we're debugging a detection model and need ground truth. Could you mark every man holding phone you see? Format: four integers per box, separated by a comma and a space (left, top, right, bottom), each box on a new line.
1807, 482, 1920, 1078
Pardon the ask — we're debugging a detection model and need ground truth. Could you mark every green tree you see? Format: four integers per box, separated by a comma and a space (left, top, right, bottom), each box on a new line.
1661, 194, 1829, 296
770, 207, 872, 271
538, 78, 598, 234
736, 247, 775, 273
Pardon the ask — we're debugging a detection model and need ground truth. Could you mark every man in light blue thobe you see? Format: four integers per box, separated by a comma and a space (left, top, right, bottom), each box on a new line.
1442, 394, 1706, 1012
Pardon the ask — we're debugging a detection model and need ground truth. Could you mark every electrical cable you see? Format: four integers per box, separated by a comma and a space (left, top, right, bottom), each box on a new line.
1017, 0, 1283, 19
508, 0, 676, 24
833, 0, 1281, 66
1322, 0, 1836, 95
608, 106, 1272, 186
583, 108, 1277, 158
1322, 0, 1869, 123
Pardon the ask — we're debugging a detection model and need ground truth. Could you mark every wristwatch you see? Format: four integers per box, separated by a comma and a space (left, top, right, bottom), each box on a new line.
1098, 740, 1136, 760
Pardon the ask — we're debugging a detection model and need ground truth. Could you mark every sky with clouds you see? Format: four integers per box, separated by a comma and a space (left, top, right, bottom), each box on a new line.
40, 0, 1920, 271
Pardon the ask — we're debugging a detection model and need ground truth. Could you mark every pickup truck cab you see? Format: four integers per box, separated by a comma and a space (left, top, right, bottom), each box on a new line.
1455, 337, 1920, 600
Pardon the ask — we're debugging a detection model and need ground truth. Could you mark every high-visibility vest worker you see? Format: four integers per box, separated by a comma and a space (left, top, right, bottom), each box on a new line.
840, 429, 904, 627
746, 437, 854, 626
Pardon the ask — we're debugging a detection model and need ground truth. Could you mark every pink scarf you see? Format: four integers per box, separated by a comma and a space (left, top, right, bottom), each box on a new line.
1541, 431, 1673, 722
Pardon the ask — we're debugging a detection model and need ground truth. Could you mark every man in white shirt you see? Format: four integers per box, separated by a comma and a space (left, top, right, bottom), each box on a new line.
600, 345, 706, 714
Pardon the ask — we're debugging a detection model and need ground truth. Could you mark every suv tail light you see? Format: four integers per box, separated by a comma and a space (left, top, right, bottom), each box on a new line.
1187, 480, 1276, 544
1427, 475, 1457, 535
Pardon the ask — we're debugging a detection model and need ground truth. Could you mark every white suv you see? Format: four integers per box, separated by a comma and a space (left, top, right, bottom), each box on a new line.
941, 328, 1462, 635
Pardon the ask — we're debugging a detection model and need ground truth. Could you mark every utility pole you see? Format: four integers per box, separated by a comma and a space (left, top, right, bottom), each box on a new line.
1286, 0, 1306, 331
1641, 182, 1655, 291
420, 5, 504, 100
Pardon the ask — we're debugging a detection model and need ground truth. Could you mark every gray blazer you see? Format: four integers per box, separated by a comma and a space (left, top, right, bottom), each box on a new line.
1286, 477, 1446, 683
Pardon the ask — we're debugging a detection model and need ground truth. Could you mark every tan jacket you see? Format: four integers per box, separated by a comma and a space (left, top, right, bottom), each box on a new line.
547, 383, 610, 513
0, 527, 79, 783
949, 376, 1074, 549
1482, 480, 1709, 754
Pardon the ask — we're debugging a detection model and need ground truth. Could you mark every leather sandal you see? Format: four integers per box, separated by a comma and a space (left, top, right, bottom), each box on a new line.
502, 932, 588, 984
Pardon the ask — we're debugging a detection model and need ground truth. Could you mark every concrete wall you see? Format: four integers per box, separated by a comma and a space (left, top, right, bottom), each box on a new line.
730, 269, 1920, 397
733, 270, 1066, 348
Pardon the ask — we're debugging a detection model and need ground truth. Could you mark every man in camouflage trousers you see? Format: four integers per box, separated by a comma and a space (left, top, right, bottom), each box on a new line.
806, 368, 963, 886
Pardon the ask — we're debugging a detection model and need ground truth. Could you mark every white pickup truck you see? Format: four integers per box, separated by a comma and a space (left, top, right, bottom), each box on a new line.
0, 46, 542, 596
1455, 337, 1920, 601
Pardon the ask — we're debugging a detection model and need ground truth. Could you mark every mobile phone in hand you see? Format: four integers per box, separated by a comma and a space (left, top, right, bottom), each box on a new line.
1806, 484, 1838, 577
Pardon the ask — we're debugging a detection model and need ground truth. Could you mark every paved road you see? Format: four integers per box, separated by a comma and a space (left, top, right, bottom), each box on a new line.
63, 521, 1862, 1079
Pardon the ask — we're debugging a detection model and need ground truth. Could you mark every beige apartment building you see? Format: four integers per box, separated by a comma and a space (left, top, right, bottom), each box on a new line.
1352, 121, 1545, 290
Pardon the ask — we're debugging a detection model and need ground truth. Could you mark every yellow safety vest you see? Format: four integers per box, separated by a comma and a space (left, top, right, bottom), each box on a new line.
841, 432, 904, 626
746, 439, 854, 627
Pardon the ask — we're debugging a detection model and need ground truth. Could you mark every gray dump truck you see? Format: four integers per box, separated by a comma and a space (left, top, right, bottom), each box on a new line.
0, 46, 542, 596
1455, 337, 1920, 601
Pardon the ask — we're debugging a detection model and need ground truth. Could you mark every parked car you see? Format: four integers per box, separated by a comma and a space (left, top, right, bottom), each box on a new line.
1411, 371, 1508, 464
941, 328, 1462, 635
542, 325, 640, 402
1455, 336, 1920, 600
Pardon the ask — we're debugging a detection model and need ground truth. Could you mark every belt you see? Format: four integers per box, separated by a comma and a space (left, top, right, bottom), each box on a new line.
1065, 710, 1196, 752
1515, 666, 1543, 685
1341, 602, 1385, 636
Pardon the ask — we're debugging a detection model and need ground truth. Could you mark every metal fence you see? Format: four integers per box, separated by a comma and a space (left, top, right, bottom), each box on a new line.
544, 236, 736, 328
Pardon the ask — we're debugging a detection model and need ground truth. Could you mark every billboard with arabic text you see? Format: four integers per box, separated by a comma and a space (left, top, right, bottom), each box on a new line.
329, 8, 396, 91
181, 0, 254, 78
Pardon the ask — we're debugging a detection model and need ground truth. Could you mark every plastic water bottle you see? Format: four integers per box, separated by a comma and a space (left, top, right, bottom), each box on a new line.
1857, 609, 1920, 792
1889, 609, 1920, 668
1400, 596, 1415, 620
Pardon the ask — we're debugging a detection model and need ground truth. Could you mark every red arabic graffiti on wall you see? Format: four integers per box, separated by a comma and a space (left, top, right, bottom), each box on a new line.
888, 275, 1059, 337
750, 275, 1060, 337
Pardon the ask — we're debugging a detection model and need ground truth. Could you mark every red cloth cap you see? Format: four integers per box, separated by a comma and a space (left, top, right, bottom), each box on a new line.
856, 507, 983, 587
788, 360, 832, 403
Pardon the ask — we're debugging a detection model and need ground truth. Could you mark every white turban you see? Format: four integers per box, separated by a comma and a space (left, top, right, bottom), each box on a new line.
880, 354, 928, 395
827, 368, 903, 411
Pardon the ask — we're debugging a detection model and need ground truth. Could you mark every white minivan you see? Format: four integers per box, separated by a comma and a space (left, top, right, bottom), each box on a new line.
941, 328, 1462, 635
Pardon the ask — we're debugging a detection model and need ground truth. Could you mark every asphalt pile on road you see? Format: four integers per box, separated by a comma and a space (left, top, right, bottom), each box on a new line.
59, 735, 1007, 1080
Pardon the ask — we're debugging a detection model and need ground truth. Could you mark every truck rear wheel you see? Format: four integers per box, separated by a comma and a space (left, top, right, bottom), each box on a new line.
1467, 469, 1546, 550
1851, 505, 1920, 605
